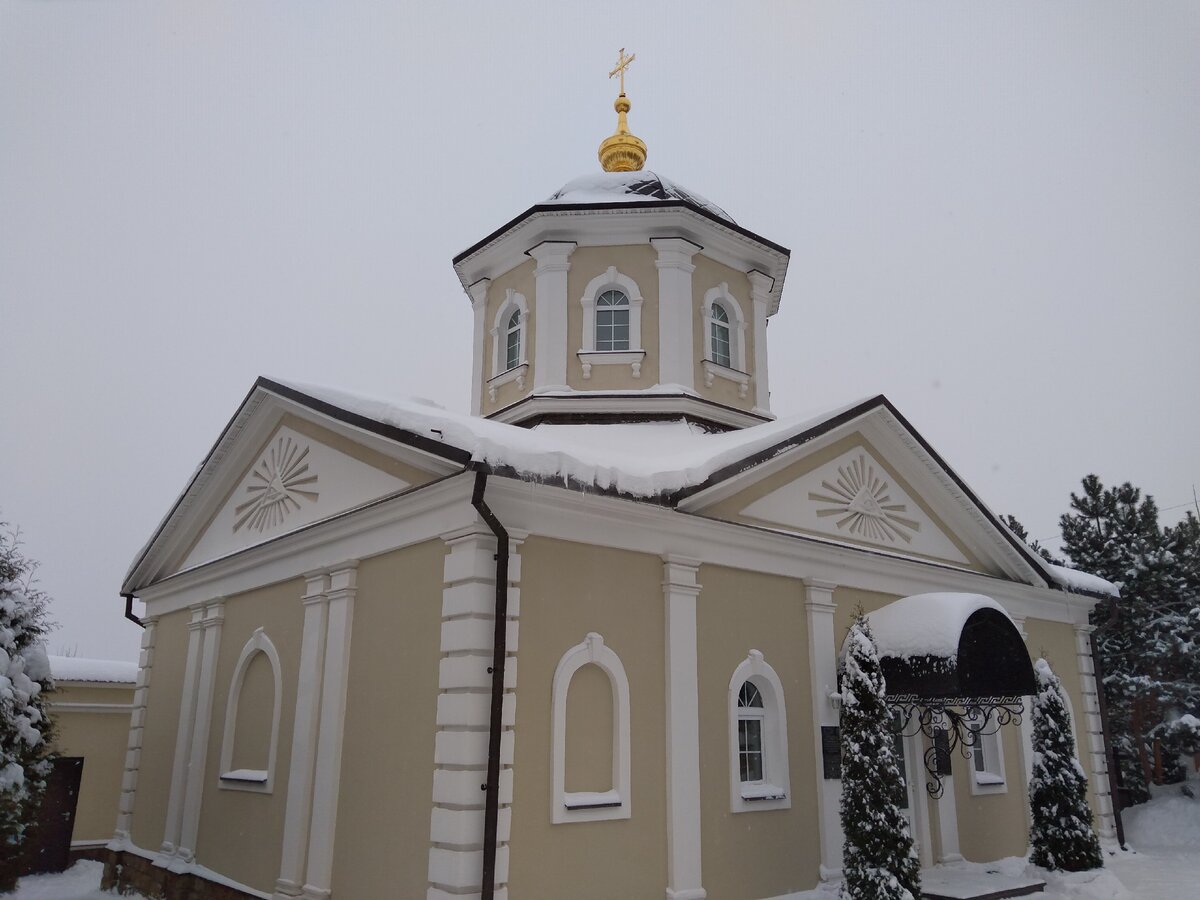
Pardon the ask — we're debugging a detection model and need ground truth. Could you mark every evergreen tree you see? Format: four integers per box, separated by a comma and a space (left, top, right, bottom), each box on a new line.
0, 523, 55, 894
1028, 658, 1103, 872
838, 613, 920, 900
1058, 476, 1200, 802
1001, 514, 1061, 564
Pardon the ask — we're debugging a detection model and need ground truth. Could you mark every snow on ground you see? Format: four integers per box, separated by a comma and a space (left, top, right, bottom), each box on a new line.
11, 860, 142, 900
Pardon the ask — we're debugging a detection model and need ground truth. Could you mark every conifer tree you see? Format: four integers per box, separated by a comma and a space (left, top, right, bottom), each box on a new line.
839, 613, 920, 900
1028, 658, 1103, 872
0, 523, 55, 893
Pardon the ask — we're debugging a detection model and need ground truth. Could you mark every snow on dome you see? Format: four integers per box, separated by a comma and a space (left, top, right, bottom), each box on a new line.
866, 593, 1011, 661
544, 171, 735, 223
1045, 563, 1119, 598
49, 655, 138, 684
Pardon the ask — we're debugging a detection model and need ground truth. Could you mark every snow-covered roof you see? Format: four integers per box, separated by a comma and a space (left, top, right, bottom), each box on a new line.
49, 655, 138, 684
866, 593, 1010, 660
273, 378, 866, 499
1046, 563, 1119, 598
544, 171, 735, 223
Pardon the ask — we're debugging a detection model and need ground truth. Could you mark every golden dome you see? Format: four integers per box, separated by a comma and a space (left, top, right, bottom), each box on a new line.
599, 49, 646, 172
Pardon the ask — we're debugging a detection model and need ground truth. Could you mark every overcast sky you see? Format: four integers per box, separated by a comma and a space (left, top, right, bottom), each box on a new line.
2, 3, 1197, 662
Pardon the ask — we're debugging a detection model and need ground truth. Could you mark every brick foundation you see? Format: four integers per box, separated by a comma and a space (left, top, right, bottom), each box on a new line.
102, 849, 259, 900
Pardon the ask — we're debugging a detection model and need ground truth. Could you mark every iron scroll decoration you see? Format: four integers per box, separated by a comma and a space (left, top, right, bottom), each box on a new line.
887, 694, 1025, 799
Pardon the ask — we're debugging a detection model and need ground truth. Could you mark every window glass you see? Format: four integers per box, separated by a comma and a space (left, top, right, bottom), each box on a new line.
737, 681, 765, 783
505, 309, 521, 371
596, 290, 630, 351
711, 304, 732, 368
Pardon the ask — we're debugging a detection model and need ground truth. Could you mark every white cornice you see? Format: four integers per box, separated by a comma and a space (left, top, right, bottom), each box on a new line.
453, 206, 789, 316
485, 392, 771, 429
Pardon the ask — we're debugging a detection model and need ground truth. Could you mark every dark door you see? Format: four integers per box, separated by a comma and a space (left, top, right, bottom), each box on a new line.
21, 756, 84, 876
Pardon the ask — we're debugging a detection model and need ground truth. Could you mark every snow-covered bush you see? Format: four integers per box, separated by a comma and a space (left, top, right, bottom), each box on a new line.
0, 524, 56, 894
1028, 657, 1102, 872
838, 613, 920, 900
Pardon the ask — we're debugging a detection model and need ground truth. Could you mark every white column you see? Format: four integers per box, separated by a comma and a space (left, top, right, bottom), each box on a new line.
527, 241, 576, 390
112, 615, 158, 845
175, 599, 224, 866
302, 564, 358, 900
662, 556, 705, 900
428, 527, 522, 900
274, 573, 330, 900
747, 270, 774, 416
934, 766, 962, 863
803, 579, 844, 880
652, 238, 701, 390
468, 279, 491, 416
1074, 624, 1117, 838
158, 604, 206, 863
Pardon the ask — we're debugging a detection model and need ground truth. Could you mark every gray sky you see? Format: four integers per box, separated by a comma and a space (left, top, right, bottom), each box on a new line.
2, 3, 1197, 662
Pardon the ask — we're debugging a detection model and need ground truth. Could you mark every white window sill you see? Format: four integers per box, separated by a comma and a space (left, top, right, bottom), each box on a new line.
488, 362, 528, 400
702, 359, 750, 397
970, 771, 1007, 795
563, 789, 622, 809
219, 769, 272, 793
555, 789, 630, 823
740, 782, 787, 801
578, 349, 645, 379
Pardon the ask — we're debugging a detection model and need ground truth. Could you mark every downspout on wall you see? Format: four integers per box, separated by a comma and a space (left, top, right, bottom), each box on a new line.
471, 470, 509, 900
122, 593, 144, 629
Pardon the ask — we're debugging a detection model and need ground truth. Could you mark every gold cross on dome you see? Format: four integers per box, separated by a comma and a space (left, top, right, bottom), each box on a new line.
609, 47, 636, 95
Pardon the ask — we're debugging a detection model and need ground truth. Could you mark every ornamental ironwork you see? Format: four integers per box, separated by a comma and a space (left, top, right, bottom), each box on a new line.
887, 694, 1024, 799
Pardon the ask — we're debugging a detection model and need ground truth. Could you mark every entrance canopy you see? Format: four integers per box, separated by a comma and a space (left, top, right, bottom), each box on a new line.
865, 593, 1035, 700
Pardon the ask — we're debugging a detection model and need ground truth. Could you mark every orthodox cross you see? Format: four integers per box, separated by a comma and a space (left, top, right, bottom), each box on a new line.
609, 48, 636, 95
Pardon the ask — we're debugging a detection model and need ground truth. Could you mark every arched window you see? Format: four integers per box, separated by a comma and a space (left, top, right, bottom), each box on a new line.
728, 650, 790, 812
219, 628, 282, 793
551, 632, 631, 824
505, 309, 522, 372
595, 290, 630, 351
710, 304, 732, 369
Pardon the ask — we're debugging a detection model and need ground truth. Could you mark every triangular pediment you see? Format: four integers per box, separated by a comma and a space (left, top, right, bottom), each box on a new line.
181, 420, 414, 570
740, 443, 971, 565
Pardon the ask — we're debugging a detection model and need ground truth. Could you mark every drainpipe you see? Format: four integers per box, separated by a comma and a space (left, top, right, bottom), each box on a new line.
122, 593, 144, 629
1090, 596, 1126, 849
471, 470, 509, 900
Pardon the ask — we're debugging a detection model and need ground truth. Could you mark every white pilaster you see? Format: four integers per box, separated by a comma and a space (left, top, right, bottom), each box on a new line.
158, 604, 206, 863
652, 238, 701, 390
468, 279, 491, 416
112, 615, 158, 844
934, 768, 962, 863
428, 527, 522, 900
1074, 624, 1116, 838
747, 270, 774, 416
274, 573, 330, 900
527, 241, 576, 390
176, 599, 224, 865
803, 579, 844, 880
300, 564, 358, 900
662, 556, 705, 900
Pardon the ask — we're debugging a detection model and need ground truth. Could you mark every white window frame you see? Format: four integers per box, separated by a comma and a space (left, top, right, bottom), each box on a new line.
219, 628, 282, 793
551, 632, 631, 824
968, 711, 1008, 796
488, 289, 530, 399
728, 650, 791, 813
701, 283, 750, 397
578, 266, 645, 379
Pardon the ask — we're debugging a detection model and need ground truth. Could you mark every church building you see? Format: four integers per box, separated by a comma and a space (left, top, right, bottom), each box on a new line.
104, 57, 1117, 900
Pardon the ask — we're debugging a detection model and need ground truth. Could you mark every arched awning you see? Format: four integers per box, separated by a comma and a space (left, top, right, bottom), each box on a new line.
865, 593, 1035, 700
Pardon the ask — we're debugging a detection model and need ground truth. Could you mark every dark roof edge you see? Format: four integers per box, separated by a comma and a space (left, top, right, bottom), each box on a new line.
452, 200, 791, 266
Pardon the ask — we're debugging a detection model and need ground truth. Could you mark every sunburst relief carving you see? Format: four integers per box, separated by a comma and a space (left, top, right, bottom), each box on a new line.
808, 454, 921, 544
233, 436, 319, 533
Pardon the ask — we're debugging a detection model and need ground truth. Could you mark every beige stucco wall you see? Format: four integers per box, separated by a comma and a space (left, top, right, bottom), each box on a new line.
229, 652, 273, 771
51, 682, 134, 845
508, 537, 667, 899
130, 606, 190, 852
705, 433, 989, 573
194, 577, 306, 895
697, 564, 820, 900
329, 539, 444, 900
691, 254, 755, 412
565, 245, 661, 391
481, 259, 537, 415
564, 662, 615, 793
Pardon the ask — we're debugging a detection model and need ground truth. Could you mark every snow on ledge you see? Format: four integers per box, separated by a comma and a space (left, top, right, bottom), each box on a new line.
866, 593, 1010, 660
563, 789, 621, 809
49, 655, 138, 684
1046, 563, 1119, 598
220, 769, 268, 783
